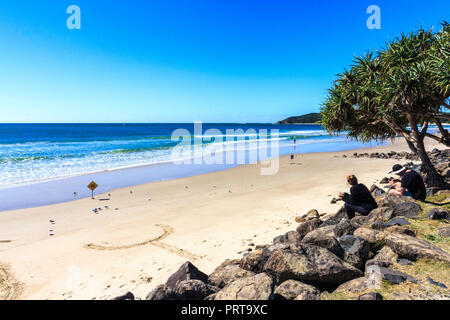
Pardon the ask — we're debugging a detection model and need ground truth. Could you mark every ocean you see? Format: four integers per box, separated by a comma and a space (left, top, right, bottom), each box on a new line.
0, 123, 389, 211
0, 123, 384, 188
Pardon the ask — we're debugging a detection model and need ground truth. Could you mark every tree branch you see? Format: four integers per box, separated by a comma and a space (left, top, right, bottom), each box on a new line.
420, 121, 429, 140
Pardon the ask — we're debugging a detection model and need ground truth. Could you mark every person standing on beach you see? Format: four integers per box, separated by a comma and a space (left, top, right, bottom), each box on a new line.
338, 175, 378, 219
388, 164, 426, 201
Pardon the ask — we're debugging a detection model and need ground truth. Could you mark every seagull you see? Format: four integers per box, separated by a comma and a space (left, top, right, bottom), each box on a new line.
49, 219, 55, 224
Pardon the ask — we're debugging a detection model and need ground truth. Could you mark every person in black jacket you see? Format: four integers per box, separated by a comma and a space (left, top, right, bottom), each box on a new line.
338, 175, 378, 219
388, 164, 427, 201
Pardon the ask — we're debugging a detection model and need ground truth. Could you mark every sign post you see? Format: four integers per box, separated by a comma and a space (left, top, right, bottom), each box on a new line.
88, 181, 98, 199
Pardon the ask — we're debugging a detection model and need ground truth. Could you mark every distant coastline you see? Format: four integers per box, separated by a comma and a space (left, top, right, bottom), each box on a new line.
277, 112, 321, 124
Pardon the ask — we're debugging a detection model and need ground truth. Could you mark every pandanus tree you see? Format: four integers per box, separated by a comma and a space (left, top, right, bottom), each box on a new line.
321, 22, 450, 187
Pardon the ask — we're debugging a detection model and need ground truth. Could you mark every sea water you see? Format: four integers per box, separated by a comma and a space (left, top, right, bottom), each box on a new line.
0, 123, 389, 210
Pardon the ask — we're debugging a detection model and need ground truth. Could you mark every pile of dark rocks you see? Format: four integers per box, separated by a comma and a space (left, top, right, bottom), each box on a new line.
346, 148, 450, 175
346, 150, 419, 160
117, 192, 450, 300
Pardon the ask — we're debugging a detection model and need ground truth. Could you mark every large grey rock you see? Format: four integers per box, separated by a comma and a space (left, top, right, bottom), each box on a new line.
165, 261, 208, 289
376, 193, 409, 208
302, 228, 344, 258
272, 280, 320, 300
239, 244, 287, 273
365, 246, 398, 269
296, 218, 322, 238
175, 280, 218, 300
240, 249, 266, 273
373, 246, 398, 263
208, 263, 255, 288
146, 285, 182, 300
353, 227, 387, 248
426, 208, 449, 220
262, 244, 362, 286
339, 235, 370, 269
365, 265, 417, 284
376, 194, 421, 218
334, 219, 358, 238
385, 233, 450, 263
365, 207, 395, 225
351, 215, 370, 227
273, 231, 302, 246
214, 273, 273, 300
393, 201, 421, 218
334, 277, 368, 293
438, 227, 450, 237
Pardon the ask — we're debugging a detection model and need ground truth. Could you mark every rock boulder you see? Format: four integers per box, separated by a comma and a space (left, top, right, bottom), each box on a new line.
214, 273, 273, 300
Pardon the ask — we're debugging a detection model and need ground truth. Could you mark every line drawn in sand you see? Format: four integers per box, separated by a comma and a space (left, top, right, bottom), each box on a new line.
0, 263, 23, 300
84, 224, 202, 261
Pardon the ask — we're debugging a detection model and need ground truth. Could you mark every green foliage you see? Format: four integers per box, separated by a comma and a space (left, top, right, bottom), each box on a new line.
320, 22, 450, 145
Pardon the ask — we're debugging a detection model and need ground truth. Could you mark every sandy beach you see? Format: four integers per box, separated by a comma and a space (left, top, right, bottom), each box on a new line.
0, 138, 444, 300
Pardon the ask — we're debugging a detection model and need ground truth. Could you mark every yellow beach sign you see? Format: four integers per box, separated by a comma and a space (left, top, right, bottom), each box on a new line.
88, 181, 98, 198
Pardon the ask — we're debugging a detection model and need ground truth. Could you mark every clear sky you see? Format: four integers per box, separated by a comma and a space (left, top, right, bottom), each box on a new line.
0, 0, 448, 123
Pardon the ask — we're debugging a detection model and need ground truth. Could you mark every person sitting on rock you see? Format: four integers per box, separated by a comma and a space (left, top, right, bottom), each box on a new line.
388, 164, 426, 201
338, 175, 378, 219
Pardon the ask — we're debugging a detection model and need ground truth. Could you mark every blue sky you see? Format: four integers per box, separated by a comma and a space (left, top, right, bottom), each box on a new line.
0, 0, 448, 123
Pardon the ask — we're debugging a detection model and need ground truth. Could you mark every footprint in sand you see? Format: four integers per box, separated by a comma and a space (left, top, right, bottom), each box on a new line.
84, 224, 202, 261
0, 263, 23, 300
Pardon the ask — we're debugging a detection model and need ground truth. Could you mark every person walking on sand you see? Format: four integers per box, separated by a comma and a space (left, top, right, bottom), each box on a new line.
388, 164, 426, 201
338, 175, 378, 219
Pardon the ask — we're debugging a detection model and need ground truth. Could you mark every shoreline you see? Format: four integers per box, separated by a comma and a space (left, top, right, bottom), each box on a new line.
0, 137, 445, 300
0, 139, 387, 212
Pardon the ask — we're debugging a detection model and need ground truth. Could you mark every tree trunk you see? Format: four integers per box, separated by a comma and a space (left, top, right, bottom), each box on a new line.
405, 138, 418, 154
406, 113, 445, 188
415, 137, 445, 187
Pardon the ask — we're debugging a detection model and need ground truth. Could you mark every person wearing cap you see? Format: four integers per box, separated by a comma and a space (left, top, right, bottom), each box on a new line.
388, 164, 426, 201
338, 175, 378, 219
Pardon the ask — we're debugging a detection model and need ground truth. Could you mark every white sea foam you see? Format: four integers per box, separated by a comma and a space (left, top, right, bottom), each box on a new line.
0, 128, 346, 188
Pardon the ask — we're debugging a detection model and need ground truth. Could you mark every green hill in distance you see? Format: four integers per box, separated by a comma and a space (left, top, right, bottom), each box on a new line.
277, 113, 321, 124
